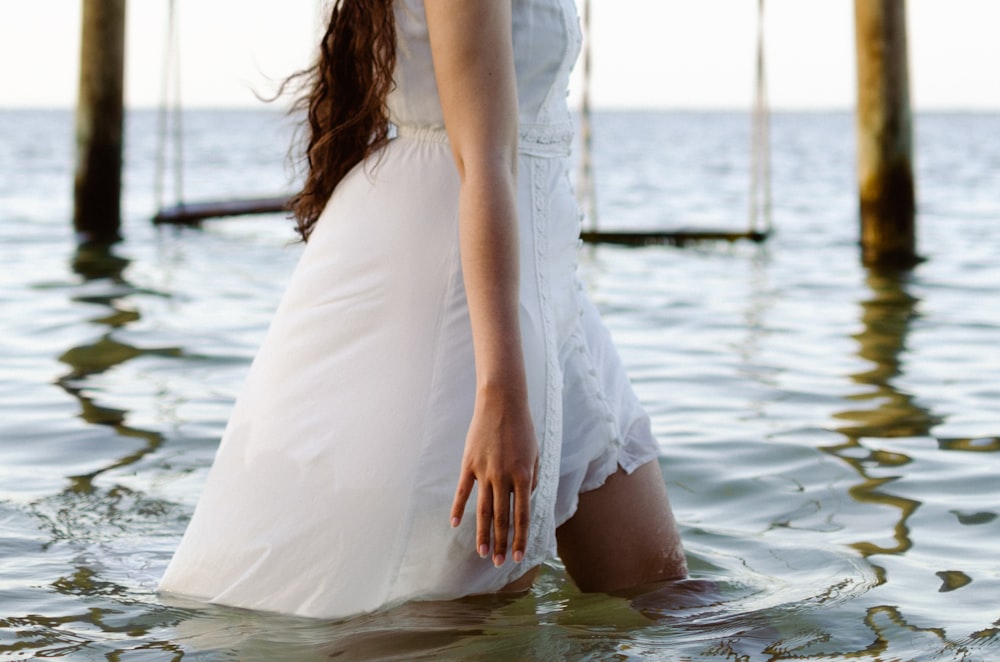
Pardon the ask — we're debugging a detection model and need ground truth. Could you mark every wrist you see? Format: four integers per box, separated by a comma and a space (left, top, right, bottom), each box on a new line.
475, 374, 529, 406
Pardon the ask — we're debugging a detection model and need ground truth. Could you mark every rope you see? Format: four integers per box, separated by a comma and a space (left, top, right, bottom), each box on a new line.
576, 0, 597, 229
749, 0, 772, 234
576, 0, 768, 238
155, 0, 184, 212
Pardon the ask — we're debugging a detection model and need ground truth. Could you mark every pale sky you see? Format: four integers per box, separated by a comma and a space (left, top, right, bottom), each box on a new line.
1, 1, 998, 110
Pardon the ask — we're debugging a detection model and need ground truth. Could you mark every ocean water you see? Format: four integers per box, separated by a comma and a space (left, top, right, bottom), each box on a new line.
1, 108, 999, 660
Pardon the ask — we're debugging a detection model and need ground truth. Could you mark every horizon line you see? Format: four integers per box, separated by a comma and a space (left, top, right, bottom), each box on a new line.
3, 104, 1000, 114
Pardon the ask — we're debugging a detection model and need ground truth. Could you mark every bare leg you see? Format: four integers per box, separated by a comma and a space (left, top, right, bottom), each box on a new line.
556, 461, 687, 593
499, 565, 539, 593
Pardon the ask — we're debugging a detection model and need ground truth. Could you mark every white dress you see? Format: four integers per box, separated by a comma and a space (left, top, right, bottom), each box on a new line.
158, 0, 659, 620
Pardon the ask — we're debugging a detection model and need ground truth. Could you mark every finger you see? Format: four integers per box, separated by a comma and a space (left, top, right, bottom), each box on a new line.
450, 471, 475, 528
511, 476, 531, 563
492, 483, 511, 566
475, 482, 493, 559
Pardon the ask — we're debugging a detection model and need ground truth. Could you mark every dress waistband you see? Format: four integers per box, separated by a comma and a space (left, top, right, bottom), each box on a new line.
395, 123, 573, 158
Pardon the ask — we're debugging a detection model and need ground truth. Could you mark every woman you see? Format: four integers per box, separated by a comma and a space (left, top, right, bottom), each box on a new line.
159, 0, 687, 619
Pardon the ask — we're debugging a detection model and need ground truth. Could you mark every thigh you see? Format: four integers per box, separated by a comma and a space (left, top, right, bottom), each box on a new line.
556, 461, 687, 593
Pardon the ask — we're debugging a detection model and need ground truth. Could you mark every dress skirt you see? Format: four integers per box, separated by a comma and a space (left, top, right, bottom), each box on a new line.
158, 126, 660, 620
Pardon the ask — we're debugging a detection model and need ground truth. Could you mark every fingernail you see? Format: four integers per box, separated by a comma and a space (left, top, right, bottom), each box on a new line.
513, 550, 524, 563
478, 544, 489, 558
493, 553, 504, 567
451, 517, 460, 528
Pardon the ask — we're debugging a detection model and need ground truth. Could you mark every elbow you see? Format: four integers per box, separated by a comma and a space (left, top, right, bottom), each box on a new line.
452, 144, 518, 187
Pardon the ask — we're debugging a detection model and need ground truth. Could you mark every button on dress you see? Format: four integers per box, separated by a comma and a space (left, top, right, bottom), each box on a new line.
158, 0, 660, 620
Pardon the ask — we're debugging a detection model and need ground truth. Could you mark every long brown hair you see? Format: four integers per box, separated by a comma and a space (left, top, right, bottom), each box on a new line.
286, 0, 397, 241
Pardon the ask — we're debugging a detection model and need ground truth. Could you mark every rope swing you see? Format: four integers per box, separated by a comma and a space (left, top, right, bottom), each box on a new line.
749, 0, 773, 236
576, 0, 597, 228
579, 0, 772, 247
154, 0, 184, 217
152, 0, 289, 226
152, 2, 773, 234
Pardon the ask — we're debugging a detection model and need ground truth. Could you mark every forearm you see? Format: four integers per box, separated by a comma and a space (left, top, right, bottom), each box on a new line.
423, 0, 526, 397
427, 0, 537, 564
457, 163, 528, 399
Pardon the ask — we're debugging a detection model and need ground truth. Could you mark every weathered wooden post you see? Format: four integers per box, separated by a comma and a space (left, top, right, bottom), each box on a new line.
854, 0, 917, 267
74, 0, 127, 245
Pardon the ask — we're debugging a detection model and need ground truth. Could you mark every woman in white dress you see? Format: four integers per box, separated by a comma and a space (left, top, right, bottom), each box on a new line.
159, 0, 687, 620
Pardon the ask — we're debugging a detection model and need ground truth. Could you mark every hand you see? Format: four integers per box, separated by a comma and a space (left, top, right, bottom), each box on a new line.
450, 384, 539, 567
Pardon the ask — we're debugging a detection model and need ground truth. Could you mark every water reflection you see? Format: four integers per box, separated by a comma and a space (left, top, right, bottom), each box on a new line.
938, 436, 1000, 453
21, 474, 189, 657
858, 604, 968, 660
736, 246, 779, 418
69, 244, 130, 283
822, 268, 940, 558
835, 268, 940, 440
55, 245, 179, 494
1, 245, 190, 659
166, 594, 519, 661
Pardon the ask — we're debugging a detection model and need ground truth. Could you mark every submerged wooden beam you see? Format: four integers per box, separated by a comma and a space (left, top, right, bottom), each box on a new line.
580, 229, 770, 247
854, 0, 918, 268
73, 0, 126, 245
153, 196, 290, 225
153, 197, 769, 250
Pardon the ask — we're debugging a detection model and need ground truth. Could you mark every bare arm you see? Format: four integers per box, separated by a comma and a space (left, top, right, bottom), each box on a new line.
424, 0, 539, 567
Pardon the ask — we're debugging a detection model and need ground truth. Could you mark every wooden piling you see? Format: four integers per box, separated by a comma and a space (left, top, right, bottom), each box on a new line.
854, 0, 918, 267
74, 0, 127, 245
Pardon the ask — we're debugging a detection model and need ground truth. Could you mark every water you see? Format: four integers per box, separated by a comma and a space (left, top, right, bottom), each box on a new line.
1, 108, 999, 660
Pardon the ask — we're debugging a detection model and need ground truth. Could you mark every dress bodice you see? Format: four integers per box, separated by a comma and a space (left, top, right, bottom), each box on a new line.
388, 0, 581, 156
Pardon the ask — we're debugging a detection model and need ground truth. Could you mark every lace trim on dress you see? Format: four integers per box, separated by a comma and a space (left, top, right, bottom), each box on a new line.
525, 157, 563, 562
518, 123, 574, 158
